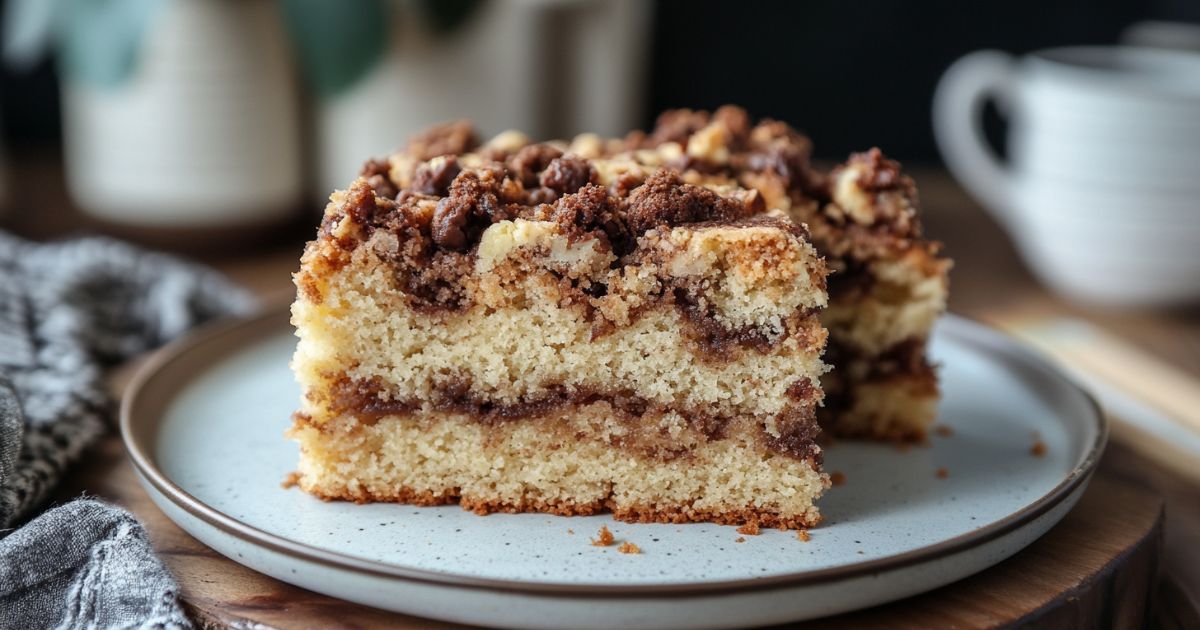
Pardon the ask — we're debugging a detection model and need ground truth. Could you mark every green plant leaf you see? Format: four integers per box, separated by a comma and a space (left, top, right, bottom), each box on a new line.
280, 0, 390, 98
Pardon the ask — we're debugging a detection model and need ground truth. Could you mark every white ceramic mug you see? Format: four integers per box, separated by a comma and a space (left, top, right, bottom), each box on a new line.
933, 46, 1200, 306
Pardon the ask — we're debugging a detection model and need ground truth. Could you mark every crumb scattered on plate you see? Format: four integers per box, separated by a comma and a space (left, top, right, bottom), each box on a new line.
934, 425, 955, 437
280, 471, 301, 489
797, 529, 811, 542
1031, 441, 1047, 457
936, 467, 949, 479
617, 541, 641, 554
567, 529, 574, 535
830, 471, 846, 486
735, 537, 746, 543
736, 522, 761, 536
591, 525, 614, 547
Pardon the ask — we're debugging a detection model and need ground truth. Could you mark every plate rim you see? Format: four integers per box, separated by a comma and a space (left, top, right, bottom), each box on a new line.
120, 305, 1108, 598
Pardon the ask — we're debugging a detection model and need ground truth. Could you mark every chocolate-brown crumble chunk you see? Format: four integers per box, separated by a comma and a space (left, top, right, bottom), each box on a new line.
431, 168, 511, 249
360, 158, 399, 199
509, 143, 564, 187
540, 156, 595, 195
412, 156, 462, 196
552, 184, 630, 250
626, 170, 750, 236
406, 120, 478, 161
336, 180, 401, 245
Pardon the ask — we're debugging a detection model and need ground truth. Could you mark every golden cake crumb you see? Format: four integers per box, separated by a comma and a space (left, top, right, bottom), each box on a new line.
735, 537, 746, 543
280, 471, 302, 489
936, 467, 949, 479
567, 529, 574, 535
934, 425, 955, 437
617, 541, 641, 554
591, 525, 615, 547
1031, 441, 1047, 457
736, 522, 761, 535
830, 471, 846, 486
797, 529, 811, 542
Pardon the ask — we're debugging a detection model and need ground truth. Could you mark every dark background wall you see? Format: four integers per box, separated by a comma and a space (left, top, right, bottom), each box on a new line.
648, 0, 1200, 161
3, 0, 1198, 162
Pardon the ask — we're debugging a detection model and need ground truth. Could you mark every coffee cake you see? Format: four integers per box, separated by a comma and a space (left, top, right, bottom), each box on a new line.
290, 130, 831, 528
289, 106, 951, 529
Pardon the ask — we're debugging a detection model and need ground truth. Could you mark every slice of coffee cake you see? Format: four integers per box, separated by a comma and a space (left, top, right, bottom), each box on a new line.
290, 139, 831, 528
628, 107, 951, 440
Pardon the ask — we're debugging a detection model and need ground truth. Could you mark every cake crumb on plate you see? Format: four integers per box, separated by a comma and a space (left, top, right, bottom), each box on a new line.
591, 525, 614, 547
830, 471, 846, 486
280, 471, 301, 489
736, 522, 761, 536
1031, 441, 1047, 457
617, 541, 641, 554
936, 467, 949, 479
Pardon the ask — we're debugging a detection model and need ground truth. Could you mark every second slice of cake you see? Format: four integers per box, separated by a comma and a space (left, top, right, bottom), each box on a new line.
291, 139, 831, 528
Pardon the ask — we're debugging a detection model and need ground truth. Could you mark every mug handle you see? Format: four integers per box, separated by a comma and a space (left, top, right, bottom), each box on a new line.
932, 50, 1017, 221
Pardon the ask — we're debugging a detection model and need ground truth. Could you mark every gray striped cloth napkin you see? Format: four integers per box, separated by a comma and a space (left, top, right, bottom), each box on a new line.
0, 231, 255, 628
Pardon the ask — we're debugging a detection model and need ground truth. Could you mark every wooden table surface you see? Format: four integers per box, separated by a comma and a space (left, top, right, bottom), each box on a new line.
6, 156, 1199, 626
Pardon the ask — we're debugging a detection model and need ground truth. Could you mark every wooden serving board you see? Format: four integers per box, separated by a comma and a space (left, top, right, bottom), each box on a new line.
56, 434, 1164, 630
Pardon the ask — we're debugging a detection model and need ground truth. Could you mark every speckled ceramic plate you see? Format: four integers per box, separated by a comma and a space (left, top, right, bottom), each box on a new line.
122, 308, 1105, 630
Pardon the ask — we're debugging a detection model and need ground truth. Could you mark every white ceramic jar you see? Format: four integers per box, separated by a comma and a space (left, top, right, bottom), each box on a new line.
61, 0, 302, 229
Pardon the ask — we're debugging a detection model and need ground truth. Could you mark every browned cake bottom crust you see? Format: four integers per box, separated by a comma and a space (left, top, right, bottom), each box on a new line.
297, 482, 821, 530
